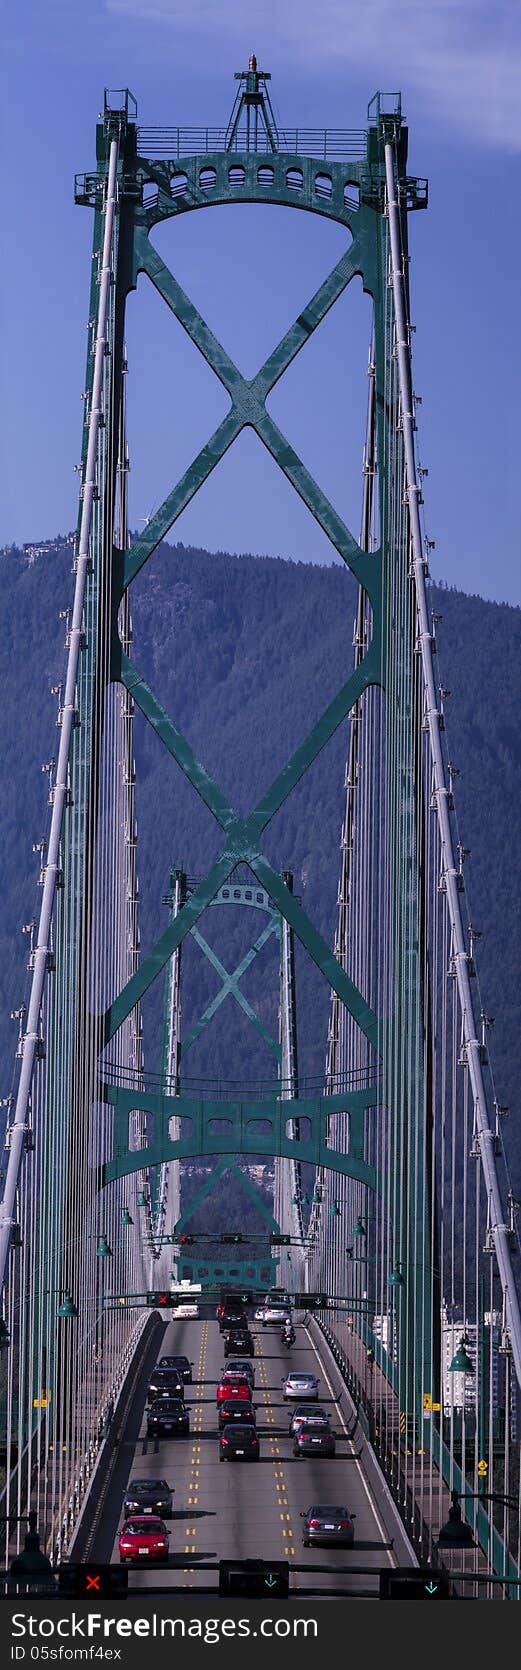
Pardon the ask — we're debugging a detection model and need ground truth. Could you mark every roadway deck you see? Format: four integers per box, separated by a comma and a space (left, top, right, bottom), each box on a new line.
90, 1311, 400, 1597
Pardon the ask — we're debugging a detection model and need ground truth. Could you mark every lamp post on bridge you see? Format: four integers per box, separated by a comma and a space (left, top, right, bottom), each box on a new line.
1, 1512, 55, 1594
437, 1488, 519, 1552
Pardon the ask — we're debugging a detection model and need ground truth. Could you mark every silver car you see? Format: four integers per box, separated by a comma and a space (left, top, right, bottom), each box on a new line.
263, 1305, 291, 1326
225, 1359, 255, 1387
289, 1404, 331, 1435
282, 1371, 319, 1401
301, 1504, 355, 1547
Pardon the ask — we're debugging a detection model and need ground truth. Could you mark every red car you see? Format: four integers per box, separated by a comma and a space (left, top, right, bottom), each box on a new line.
119, 1515, 170, 1565
216, 1377, 251, 1404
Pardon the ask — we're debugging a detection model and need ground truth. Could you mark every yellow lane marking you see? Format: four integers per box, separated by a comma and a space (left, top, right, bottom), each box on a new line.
257, 1329, 292, 1564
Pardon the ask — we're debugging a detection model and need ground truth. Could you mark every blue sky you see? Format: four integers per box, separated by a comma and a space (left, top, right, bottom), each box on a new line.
2, 0, 520, 603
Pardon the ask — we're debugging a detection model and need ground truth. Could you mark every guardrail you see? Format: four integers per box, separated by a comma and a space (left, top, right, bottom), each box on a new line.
136, 126, 368, 161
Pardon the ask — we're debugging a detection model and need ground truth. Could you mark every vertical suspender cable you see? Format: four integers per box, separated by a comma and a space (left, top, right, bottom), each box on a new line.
383, 132, 521, 1388
0, 135, 120, 1292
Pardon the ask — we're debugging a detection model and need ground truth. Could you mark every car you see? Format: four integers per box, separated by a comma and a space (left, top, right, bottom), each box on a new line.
158, 1355, 193, 1383
294, 1426, 336, 1458
219, 1424, 259, 1462
216, 1378, 251, 1404
219, 1307, 248, 1334
289, 1405, 331, 1436
146, 1398, 190, 1437
224, 1360, 255, 1387
262, 1305, 292, 1325
283, 1372, 319, 1401
224, 1329, 254, 1357
217, 1400, 256, 1431
122, 1478, 174, 1518
146, 1369, 184, 1404
174, 1302, 199, 1318
119, 1516, 170, 1564
300, 1505, 355, 1548
254, 1304, 266, 1322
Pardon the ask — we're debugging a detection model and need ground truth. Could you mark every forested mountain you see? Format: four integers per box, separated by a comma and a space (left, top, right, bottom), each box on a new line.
1, 536, 519, 1194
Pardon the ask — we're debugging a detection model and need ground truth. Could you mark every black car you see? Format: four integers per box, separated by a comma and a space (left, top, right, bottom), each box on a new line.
122, 1478, 174, 1518
224, 1329, 254, 1357
219, 1424, 259, 1461
146, 1369, 184, 1404
158, 1355, 193, 1384
301, 1504, 355, 1547
217, 1400, 256, 1431
219, 1308, 247, 1335
293, 1425, 336, 1458
146, 1398, 189, 1437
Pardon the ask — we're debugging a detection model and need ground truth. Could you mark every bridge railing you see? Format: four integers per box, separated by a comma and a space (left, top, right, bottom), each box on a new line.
136, 126, 368, 160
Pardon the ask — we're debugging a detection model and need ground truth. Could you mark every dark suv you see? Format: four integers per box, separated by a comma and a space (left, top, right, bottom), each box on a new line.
158, 1355, 193, 1384
146, 1398, 189, 1438
224, 1328, 254, 1357
219, 1307, 247, 1335
146, 1369, 184, 1404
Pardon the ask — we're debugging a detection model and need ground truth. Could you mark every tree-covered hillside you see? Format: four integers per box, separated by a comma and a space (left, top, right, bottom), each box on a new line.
0, 537, 519, 1189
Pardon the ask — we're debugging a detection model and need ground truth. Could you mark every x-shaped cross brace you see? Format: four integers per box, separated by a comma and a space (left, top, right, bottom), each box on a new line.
105, 223, 382, 1053
119, 225, 379, 605
183, 918, 281, 1060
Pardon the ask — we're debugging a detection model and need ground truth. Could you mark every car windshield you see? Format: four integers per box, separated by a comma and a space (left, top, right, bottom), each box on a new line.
150, 1399, 183, 1411
124, 1519, 165, 1533
128, 1479, 168, 1492
227, 1427, 256, 1439
160, 1356, 188, 1367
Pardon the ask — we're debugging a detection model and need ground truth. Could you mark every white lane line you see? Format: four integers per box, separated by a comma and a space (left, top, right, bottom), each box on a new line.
304, 1324, 395, 1567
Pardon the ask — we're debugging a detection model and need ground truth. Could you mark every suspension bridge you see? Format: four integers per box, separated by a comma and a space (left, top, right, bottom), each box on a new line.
1, 60, 520, 1601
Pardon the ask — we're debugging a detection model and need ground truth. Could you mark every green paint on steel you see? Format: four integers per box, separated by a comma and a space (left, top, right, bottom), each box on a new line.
207, 883, 275, 911
185, 921, 281, 1060
101, 1083, 377, 1189
72, 83, 427, 1252
105, 644, 381, 1047
179, 1258, 275, 1291
120, 227, 379, 604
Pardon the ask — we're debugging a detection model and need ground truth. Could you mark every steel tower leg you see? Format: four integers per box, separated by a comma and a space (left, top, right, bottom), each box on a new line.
0, 137, 120, 1289
155, 868, 186, 1286
384, 131, 521, 1390
275, 872, 304, 1286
